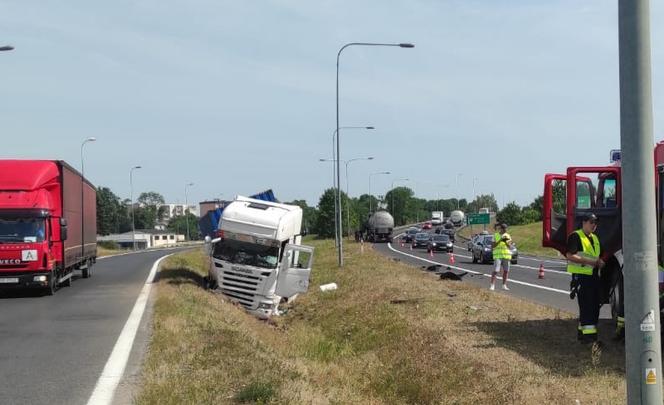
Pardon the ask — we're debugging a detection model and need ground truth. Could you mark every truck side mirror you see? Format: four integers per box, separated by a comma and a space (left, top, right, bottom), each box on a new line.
59, 218, 68, 241
204, 236, 212, 255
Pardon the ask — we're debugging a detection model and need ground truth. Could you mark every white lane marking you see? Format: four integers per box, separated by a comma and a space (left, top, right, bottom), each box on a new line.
386, 243, 568, 295
86, 253, 173, 405
96, 247, 183, 261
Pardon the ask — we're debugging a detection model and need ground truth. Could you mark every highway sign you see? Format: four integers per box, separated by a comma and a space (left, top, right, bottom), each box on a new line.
467, 213, 490, 225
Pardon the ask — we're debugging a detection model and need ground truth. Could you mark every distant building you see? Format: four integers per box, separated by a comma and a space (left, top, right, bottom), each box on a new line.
97, 229, 183, 250
199, 200, 229, 217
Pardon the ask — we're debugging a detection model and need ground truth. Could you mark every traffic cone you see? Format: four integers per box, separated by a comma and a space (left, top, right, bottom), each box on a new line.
538, 263, 545, 279
400, 240, 404, 248
449, 253, 456, 265
409, 244, 412, 251
429, 248, 434, 258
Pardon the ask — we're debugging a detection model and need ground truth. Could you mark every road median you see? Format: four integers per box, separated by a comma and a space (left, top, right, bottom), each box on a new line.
135, 239, 624, 404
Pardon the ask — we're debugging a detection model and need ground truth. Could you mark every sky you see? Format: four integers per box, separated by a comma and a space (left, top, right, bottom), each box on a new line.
1, 0, 663, 208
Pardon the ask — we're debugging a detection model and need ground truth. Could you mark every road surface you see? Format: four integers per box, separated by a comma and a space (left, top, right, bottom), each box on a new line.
373, 226, 612, 318
0, 248, 181, 405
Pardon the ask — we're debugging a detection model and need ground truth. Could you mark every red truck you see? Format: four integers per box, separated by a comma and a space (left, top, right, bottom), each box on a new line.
542, 143, 664, 317
0, 160, 97, 294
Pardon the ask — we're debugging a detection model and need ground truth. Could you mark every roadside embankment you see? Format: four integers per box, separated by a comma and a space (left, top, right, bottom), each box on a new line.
135, 239, 624, 404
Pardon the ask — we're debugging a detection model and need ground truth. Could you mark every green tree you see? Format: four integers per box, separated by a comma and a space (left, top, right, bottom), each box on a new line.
134, 191, 166, 230
315, 188, 351, 238
167, 213, 200, 240
496, 202, 523, 226
467, 194, 499, 213
96, 187, 122, 235
385, 186, 414, 226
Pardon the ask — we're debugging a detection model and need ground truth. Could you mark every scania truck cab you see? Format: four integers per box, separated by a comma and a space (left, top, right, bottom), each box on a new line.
205, 196, 314, 318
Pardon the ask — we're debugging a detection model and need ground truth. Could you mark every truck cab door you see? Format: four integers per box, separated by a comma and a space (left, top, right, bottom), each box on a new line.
542, 174, 568, 254
275, 244, 314, 298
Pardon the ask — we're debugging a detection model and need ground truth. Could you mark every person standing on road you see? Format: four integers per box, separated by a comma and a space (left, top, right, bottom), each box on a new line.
566, 213, 605, 343
490, 223, 512, 291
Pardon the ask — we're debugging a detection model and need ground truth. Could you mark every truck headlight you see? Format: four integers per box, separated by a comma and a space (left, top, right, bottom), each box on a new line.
257, 302, 274, 310
33, 275, 47, 282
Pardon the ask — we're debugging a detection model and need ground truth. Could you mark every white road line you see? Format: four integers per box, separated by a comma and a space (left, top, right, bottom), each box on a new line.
386, 243, 569, 295
86, 253, 172, 405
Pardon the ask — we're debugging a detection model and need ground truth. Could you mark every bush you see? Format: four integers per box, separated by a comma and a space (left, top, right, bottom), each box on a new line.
98, 240, 120, 250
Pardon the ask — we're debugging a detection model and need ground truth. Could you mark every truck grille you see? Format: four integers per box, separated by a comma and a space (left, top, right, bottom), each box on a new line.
215, 261, 269, 309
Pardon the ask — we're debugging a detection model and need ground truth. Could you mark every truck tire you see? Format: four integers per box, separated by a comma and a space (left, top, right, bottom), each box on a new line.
81, 261, 91, 279
46, 272, 57, 296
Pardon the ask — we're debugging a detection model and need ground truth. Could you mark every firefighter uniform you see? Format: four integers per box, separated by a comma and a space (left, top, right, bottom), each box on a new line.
567, 229, 601, 342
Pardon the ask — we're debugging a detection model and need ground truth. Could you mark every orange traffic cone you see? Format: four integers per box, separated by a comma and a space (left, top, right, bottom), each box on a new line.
429, 248, 434, 258
409, 244, 412, 251
449, 253, 456, 266
400, 240, 404, 248
538, 263, 545, 279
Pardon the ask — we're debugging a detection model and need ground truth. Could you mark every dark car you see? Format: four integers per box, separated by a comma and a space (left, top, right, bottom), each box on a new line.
402, 228, 420, 243
441, 228, 455, 242
427, 234, 453, 253
471, 234, 518, 264
471, 235, 495, 264
466, 234, 479, 251
411, 232, 431, 249
443, 221, 454, 229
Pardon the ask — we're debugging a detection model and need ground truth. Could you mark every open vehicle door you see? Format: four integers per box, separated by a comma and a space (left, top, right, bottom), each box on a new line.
275, 244, 314, 298
542, 173, 568, 254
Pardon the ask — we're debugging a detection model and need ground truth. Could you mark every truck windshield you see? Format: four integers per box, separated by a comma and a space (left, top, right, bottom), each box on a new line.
0, 218, 46, 243
212, 239, 279, 269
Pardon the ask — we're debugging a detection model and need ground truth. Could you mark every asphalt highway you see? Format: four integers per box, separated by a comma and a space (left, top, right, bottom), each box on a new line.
0, 248, 182, 405
373, 226, 612, 318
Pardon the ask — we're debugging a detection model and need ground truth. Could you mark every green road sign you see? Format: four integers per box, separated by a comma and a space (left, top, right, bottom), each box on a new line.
467, 213, 490, 225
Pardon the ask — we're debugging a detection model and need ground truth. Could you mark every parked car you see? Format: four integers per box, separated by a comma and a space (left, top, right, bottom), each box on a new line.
411, 232, 431, 249
467, 234, 480, 251
471, 234, 518, 264
427, 234, 453, 253
442, 228, 456, 242
402, 227, 420, 243
422, 221, 433, 230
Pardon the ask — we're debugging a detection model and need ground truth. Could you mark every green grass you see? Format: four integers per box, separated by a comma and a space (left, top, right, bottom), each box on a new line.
460, 221, 563, 259
135, 239, 625, 404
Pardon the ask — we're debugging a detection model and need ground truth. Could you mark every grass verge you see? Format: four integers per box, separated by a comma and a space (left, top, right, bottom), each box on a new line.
136, 239, 625, 404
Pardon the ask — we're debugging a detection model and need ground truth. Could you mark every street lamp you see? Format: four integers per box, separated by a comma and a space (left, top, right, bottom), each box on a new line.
455, 173, 464, 210
184, 182, 194, 241
368, 171, 391, 213
329, 126, 374, 249
391, 178, 410, 224
80, 137, 96, 276
336, 41, 414, 267
130, 165, 142, 250
345, 157, 374, 237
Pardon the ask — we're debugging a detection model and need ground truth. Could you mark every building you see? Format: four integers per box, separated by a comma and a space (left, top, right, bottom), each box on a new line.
159, 203, 200, 221
97, 229, 183, 250
199, 199, 229, 217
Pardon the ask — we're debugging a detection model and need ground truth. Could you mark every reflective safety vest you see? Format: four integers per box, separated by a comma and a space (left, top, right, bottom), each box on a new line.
567, 230, 600, 275
493, 232, 512, 260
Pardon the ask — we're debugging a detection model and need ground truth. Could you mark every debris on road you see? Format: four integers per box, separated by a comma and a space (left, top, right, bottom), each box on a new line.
439, 271, 468, 281
319, 283, 338, 292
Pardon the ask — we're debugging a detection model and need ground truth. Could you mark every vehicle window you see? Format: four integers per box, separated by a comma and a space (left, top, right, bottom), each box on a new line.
434, 235, 449, 242
0, 218, 45, 243
601, 178, 617, 208
552, 179, 567, 216
212, 238, 279, 269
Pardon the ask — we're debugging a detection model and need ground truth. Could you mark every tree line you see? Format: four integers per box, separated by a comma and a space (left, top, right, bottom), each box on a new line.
96, 187, 199, 240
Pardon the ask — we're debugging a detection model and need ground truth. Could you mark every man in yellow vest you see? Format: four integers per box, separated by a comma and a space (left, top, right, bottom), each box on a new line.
566, 213, 605, 343
490, 223, 512, 291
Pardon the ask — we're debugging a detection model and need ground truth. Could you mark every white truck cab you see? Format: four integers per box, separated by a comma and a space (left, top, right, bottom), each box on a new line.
205, 196, 314, 318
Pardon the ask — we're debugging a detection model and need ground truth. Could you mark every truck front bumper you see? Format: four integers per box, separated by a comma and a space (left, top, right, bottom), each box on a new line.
0, 271, 51, 288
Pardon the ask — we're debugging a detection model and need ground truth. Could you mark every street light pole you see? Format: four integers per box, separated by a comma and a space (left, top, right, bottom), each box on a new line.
184, 182, 194, 241
455, 173, 463, 210
330, 126, 374, 248
618, 1, 663, 402
369, 171, 391, 213
130, 166, 142, 250
336, 42, 414, 267
345, 157, 374, 238
80, 137, 96, 272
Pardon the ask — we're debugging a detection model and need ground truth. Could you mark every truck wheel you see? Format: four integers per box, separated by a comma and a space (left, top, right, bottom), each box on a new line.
46, 272, 57, 296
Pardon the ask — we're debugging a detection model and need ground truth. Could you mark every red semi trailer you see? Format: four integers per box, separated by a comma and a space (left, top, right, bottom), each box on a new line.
0, 160, 97, 294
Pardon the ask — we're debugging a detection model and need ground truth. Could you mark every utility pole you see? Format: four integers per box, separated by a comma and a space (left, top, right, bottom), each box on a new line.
618, 1, 662, 403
